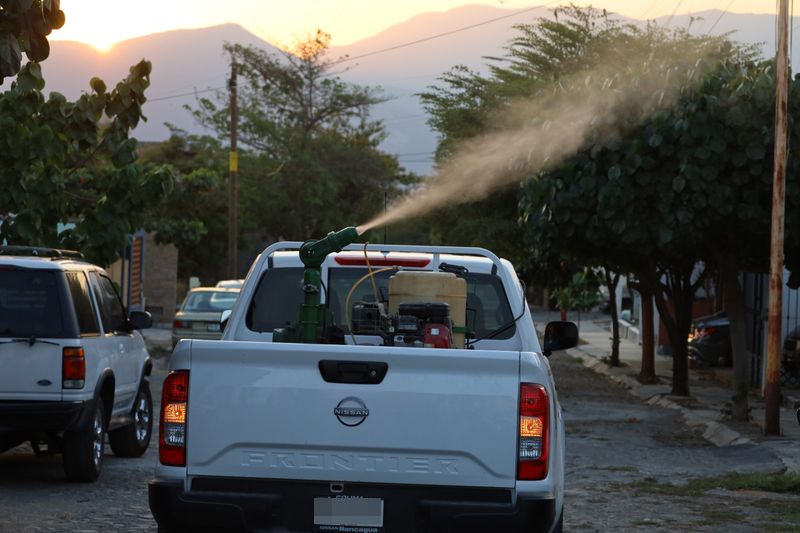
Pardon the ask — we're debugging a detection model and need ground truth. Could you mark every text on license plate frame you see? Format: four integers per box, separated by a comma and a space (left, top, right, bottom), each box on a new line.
313, 497, 383, 528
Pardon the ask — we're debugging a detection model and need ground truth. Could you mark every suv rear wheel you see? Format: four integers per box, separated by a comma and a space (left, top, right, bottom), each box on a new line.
63, 400, 106, 482
109, 380, 153, 457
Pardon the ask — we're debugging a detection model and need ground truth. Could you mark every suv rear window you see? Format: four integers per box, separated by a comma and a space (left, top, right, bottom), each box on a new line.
0, 269, 65, 337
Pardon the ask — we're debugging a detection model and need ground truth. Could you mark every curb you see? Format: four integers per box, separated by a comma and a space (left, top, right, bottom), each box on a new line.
566, 344, 751, 448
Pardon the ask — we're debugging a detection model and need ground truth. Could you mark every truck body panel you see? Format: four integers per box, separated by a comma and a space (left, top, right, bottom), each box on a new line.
185, 340, 524, 488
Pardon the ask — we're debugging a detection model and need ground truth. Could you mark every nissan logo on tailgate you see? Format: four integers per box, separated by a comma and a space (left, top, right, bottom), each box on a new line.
334, 397, 369, 427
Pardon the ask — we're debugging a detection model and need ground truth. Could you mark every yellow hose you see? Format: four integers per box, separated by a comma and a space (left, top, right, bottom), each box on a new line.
344, 266, 399, 345
364, 242, 380, 304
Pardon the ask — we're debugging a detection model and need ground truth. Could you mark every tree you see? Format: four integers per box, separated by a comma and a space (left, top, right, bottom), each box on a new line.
0, 0, 65, 81
190, 31, 416, 241
0, 61, 173, 266
139, 131, 228, 284
426, 6, 754, 394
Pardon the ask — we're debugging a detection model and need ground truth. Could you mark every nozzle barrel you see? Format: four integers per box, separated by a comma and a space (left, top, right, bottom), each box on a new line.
299, 226, 360, 268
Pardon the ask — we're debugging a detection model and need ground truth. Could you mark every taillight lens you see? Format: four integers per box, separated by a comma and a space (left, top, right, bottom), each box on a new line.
160, 370, 189, 466
62, 347, 85, 389
518, 383, 549, 480
173, 319, 191, 329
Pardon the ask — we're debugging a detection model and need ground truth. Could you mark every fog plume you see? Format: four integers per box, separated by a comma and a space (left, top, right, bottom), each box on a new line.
358, 41, 718, 234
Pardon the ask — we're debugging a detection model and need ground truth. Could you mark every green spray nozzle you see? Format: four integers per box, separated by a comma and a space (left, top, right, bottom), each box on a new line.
299, 226, 361, 268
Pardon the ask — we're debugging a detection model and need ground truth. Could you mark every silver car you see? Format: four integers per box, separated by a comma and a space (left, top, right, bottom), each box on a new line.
172, 287, 239, 347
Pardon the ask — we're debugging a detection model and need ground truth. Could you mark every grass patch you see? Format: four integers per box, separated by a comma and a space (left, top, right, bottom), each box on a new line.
593, 465, 638, 473
622, 472, 800, 497
695, 508, 746, 527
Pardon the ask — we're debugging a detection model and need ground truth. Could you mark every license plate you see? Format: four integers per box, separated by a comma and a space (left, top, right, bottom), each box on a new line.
314, 497, 383, 530
207, 323, 220, 332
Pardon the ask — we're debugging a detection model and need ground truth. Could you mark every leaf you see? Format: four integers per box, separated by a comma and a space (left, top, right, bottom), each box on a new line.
0, 34, 23, 79
746, 142, 765, 161
90, 77, 107, 94
608, 166, 621, 180
672, 176, 686, 193
648, 133, 663, 147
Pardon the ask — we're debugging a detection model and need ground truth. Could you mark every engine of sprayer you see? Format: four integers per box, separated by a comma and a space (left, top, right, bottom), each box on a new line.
350, 271, 467, 349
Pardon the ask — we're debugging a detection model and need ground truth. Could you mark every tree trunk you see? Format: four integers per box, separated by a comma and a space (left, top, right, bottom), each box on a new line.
560, 307, 567, 321
604, 268, 621, 367
720, 256, 751, 421
639, 286, 657, 383
649, 265, 702, 397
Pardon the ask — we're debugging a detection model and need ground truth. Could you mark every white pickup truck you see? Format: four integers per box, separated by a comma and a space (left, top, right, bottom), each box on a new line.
148, 239, 576, 533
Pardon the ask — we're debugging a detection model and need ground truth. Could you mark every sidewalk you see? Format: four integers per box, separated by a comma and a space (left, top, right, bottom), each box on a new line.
538, 310, 800, 474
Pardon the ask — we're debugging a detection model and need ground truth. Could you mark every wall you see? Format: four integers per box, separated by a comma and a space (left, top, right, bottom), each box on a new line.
143, 233, 178, 326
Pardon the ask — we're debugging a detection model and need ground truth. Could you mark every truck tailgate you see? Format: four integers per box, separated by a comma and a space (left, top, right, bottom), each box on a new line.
185, 341, 520, 489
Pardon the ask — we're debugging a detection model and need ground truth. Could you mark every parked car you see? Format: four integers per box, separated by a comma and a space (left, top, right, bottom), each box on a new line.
0, 245, 154, 482
171, 287, 239, 347
687, 312, 732, 368
215, 279, 244, 289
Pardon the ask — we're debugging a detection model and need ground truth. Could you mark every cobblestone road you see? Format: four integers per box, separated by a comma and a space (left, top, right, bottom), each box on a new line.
0, 370, 165, 532
1, 354, 797, 532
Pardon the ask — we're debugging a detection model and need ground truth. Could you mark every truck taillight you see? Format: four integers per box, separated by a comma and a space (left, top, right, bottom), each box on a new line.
517, 383, 549, 480
160, 370, 189, 466
62, 347, 85, 389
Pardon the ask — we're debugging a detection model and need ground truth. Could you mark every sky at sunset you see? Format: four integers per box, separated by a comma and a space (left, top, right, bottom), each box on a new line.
56, 0, 776, 52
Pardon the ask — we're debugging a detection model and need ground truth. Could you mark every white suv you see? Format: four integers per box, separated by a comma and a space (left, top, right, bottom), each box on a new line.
0, 246, 154, 482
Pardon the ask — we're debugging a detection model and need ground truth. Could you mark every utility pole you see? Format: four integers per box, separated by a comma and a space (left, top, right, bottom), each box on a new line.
766, 0, 789, 436
227, 62, 239, 279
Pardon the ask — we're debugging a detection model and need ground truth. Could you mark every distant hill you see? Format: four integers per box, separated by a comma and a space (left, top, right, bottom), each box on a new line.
4, 6, 795, 175
3, 24, 279, 144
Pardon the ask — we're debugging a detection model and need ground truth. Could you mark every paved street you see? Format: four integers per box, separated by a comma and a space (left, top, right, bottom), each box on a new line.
551, 350, 798, 531
0, 347, 798, 532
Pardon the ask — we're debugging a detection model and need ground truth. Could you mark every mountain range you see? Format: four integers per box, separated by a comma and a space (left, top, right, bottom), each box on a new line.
4, 5, 793, 175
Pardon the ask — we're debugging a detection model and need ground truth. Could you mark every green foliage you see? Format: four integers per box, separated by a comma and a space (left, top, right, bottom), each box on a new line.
0, 0, 65, 81
0, 61, 173, 266
555, 269, 603, 312
189, 31, 417, 242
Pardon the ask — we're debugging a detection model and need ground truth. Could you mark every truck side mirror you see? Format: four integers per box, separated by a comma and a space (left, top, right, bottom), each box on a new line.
128, 310, 153, 330
543, 321, 578, 356
220, 309, 232, 332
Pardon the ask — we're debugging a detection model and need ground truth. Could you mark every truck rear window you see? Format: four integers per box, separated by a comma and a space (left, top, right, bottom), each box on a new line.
0, 270, 65, 337
247, 268, 305, 332
247, 266, 515, 340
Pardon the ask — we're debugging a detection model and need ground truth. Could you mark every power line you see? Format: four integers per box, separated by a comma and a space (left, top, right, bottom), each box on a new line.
706, 0, 737, 34
146, 2, 565, 104
331, 0, 562, 66
639, 0, 660, 19
147, 86, 225, 103
666, 0, 684, 27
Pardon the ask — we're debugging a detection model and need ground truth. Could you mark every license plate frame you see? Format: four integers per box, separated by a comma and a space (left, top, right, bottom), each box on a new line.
313, 496, 383, 530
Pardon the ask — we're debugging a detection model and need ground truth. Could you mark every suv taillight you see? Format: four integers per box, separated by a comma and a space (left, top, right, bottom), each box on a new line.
160, 370, 189, 466
517, 383, 549, 480
62, 347, 85, 389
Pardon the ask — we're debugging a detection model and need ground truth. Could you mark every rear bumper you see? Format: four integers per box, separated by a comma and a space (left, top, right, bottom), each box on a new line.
149, 477, 558, 533
0, 400, 91, 433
